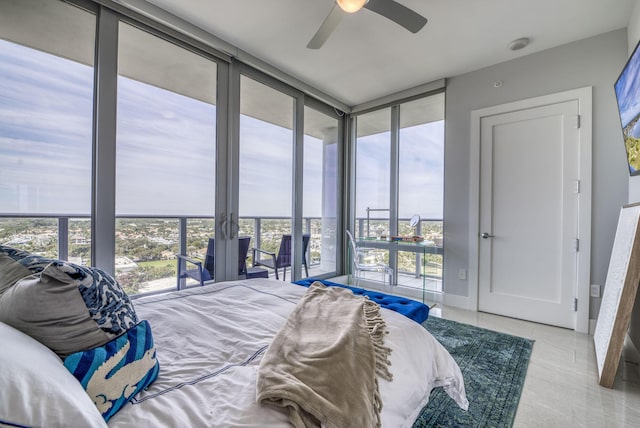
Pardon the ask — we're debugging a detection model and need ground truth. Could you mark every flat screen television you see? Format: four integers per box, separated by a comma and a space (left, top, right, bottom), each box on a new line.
615, 39, 640, 176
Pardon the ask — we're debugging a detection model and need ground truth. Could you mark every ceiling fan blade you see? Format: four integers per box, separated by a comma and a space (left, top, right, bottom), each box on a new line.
364, 0, 427, 33
307, 4, 344, 49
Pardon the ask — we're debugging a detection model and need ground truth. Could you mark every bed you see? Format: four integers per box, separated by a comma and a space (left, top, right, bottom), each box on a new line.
110, 279, 467, 427
0, 245, 467, 428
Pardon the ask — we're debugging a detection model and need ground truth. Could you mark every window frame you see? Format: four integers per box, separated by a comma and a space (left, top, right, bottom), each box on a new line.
348, 89, 445, 290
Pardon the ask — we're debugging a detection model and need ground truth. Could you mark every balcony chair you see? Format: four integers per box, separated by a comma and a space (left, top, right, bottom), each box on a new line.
346, 230, 393, 286
176, 236, 268, 288
252, 234, 310, 281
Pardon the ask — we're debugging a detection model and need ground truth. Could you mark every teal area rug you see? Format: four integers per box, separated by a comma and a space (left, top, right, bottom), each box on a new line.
412, 316, 534, 428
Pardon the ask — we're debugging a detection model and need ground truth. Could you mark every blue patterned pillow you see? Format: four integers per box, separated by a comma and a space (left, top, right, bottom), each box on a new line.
64, 320, 160, 422
0, 244, 62, 276
46, 259, 138, 337
0, 244, 32, 262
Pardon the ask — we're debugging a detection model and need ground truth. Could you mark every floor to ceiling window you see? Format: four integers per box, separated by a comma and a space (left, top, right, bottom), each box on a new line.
0, 1, 342, 293
397, 94, 445, 291
238, 75, 294, 277
352, 92, 444, 293
0, 0, 95, 262
303, 105, 340, 276
354, 108, 392, 265
115, 22, 217, 295
238, 76, 341, 281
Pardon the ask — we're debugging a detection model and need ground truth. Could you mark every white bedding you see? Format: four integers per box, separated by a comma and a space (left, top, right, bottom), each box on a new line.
108, 279, 467, 428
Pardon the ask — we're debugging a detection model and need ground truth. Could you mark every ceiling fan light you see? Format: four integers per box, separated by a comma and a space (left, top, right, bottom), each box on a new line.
337, 0, 368, 13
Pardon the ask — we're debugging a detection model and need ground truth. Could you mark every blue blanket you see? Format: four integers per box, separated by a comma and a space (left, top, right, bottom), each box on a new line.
293, 279, 429, 324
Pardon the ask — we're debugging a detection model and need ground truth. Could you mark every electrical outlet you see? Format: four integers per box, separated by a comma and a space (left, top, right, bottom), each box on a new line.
590, 284, 601, 298
458, 269, 467, 280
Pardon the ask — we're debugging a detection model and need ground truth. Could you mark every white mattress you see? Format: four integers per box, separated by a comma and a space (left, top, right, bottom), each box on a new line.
108, 279, 467, 427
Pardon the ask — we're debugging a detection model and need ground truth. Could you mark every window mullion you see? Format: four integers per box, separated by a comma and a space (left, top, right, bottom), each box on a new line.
389, 105, 400, 281
292, 94, 305, 281
92, 6, 119, 274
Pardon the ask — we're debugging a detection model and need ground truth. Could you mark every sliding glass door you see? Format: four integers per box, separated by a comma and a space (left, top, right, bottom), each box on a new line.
238, 75, 294, 278
237, 73, 342, 282
115, 22, 218, 294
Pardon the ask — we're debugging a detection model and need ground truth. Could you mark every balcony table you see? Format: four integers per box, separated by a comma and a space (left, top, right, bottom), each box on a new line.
356, 237, 443, 303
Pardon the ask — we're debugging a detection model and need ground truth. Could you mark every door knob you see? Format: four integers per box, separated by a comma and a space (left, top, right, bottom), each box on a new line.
481, 232, 494, 239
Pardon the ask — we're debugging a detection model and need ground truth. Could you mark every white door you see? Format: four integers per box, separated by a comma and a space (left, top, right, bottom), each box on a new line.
478, 99, 580, 329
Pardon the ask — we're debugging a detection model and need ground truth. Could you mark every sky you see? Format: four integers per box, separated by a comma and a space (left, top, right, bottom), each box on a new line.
615, 43, 640, 129
355, 122, 444, 219
0, 38, 443, 220
0, 39, 93, 215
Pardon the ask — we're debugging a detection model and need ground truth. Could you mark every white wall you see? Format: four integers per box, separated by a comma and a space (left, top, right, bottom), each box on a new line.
443, 29, 629, 322
628, 1, 640, 65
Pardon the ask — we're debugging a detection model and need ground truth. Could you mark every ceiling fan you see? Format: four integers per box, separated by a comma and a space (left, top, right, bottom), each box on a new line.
307, 0, 428, 49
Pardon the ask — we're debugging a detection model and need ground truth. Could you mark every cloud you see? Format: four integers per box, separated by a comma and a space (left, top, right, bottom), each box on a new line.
355, 122, 444, 219
0, 38, 444, 223
615, 48, 640, 127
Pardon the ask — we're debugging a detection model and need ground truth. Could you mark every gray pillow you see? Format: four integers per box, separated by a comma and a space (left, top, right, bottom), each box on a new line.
0, 253, 31, 297
0, 247, 138, 357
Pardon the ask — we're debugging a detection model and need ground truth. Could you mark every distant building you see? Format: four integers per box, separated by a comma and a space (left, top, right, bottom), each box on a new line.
115, 256, 138, 271
160, 250, 176, 260
71, 234, 89, 245
7, 236, 32, 245
68, 256, 85, 266
149, 237, 173, 245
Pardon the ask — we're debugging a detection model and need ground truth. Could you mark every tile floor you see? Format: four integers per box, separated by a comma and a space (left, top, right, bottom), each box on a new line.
430, 305, 640, 428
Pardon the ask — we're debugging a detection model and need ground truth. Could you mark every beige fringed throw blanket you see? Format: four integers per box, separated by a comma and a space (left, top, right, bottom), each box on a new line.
256, 281, 393, 428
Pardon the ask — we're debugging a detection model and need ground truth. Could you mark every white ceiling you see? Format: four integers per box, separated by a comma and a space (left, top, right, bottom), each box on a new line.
143, 0, 634, 107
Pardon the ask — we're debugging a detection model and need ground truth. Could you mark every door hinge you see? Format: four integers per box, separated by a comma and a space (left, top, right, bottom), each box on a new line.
573, 298, 578, 312
575, 180, 580, 194
574, 238, 580, 252
576, 115, 581, 129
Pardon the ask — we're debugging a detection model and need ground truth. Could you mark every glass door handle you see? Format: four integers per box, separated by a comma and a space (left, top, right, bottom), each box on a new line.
219, 214, 228, 240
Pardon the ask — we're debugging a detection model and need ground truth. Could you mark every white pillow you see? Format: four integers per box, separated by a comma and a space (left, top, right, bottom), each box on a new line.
0, 321, 107, 428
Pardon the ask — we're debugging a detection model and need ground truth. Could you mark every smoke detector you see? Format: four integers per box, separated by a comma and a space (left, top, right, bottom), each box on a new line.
508, 37, 530, 51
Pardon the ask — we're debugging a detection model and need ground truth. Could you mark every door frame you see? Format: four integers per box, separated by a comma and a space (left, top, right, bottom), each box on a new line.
468, 87, 592, 333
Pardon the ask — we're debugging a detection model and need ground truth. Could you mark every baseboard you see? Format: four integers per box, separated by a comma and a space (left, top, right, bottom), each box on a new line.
443, 292, 472, 310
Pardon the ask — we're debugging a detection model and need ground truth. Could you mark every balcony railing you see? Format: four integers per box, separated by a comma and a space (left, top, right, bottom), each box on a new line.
0, 214, 443, 295
0, 215, 332, 295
